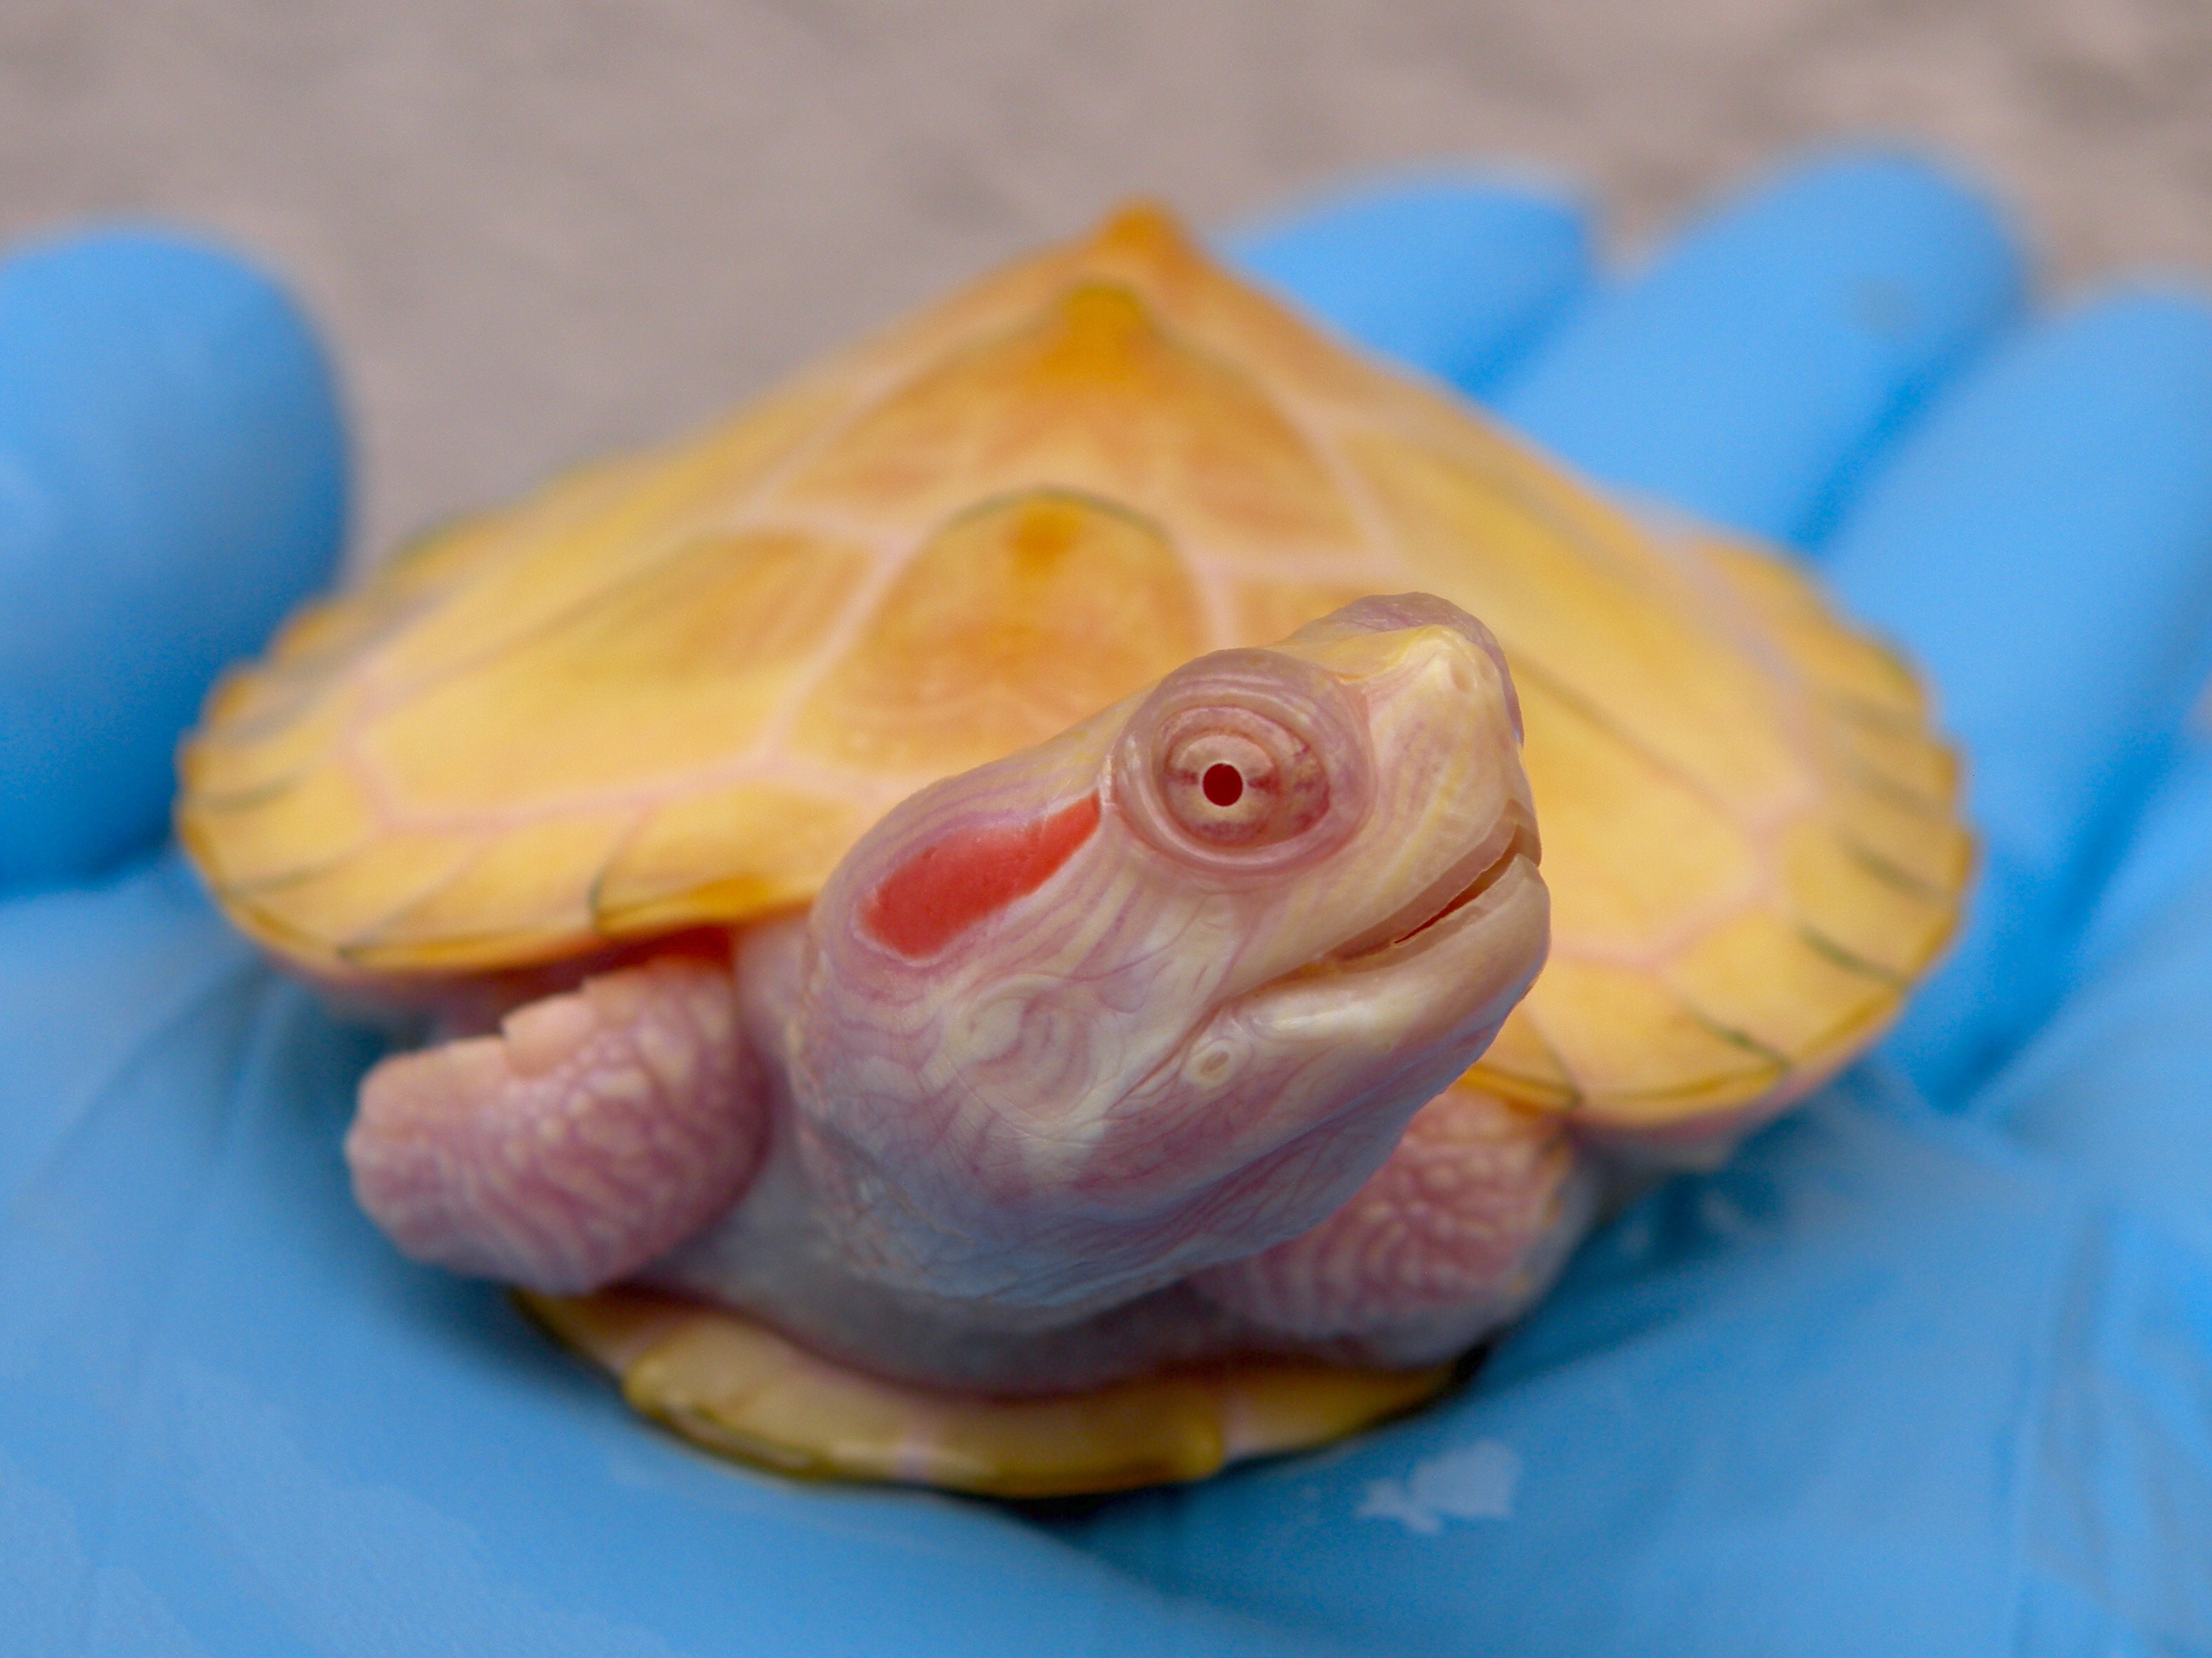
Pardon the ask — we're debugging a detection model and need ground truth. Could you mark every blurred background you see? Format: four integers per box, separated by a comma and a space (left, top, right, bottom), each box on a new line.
5, 0, 2208, 559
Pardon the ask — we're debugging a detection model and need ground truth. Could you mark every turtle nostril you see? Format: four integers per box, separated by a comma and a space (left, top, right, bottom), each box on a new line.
1202, 763, 1245, 808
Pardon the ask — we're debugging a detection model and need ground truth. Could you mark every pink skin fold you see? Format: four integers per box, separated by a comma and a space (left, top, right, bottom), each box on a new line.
346, 596, 1571, 1389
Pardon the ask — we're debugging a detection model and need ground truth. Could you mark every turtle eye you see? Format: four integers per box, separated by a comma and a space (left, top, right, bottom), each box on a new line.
1157, 712, 1329, 848
1113, 647, 1371, 875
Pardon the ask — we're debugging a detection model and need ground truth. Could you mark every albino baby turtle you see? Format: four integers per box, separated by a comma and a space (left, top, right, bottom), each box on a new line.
177, 204, 1969, 1497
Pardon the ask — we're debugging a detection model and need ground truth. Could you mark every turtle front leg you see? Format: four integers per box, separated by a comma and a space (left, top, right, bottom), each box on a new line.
346, 954, 767, 1295
1189, 1082, 1597, 1367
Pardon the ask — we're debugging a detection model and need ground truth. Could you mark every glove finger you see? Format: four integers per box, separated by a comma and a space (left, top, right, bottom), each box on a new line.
1492, 150, 2022, 546
0, 228, 346, 895
1222, 172, 1591, 394
1974, 730, 2212, 1253
1823, 290, 2212, 1104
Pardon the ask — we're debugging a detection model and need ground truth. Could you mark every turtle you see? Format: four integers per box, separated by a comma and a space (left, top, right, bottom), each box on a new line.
176, 202, 1970, 1498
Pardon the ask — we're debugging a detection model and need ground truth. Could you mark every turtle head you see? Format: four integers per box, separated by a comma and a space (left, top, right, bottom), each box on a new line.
790, 595, 1546, 1316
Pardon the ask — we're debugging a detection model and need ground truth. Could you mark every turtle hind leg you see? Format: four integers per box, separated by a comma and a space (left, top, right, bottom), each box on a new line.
1189, 1083, 1598, 1367
346, 954, 768, 1295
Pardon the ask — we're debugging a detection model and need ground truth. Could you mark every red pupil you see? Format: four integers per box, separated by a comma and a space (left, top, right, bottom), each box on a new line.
1202, 763, 1245, 808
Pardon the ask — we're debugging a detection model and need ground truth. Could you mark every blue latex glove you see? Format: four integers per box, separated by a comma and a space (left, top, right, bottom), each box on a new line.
6, 154, 2212, 1655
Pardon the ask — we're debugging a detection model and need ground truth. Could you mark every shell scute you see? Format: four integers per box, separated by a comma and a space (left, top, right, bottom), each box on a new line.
1511, 674, 1768, 960
219, 827, 486, 958
1227, 577, 1392, 647
791, 490, 1205, 777
1827, 771, 1974, 895
178, 678, 360, 805
775, 282, 1363, 562
1701, 537, 1927, 720
338, 810, 641, 969
359, 526, 867, 815
593, 784, 865, 937
1780, 817, 1960, 980
368, 380, 848, 698
178, 760, 380, 891
1351, 432, 1813, 817
1465, 1006, 1579, 1110
1660, 905, 1901, 1072
1826, 707, 1961, 805
1514, 957, 1789, 1118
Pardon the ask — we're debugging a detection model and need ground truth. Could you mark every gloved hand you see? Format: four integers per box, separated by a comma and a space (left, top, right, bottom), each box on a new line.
5, 153, 2211, 1657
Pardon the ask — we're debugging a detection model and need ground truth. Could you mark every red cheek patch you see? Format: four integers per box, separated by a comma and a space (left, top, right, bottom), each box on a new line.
862, 794, 1102, 959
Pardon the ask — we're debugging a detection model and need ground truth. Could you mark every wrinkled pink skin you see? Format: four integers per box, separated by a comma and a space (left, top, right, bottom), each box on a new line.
347, 597, 1579, 1392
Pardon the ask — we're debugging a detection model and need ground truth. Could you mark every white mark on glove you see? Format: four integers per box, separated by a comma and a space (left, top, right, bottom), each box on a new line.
1357, 1439, 1520, 1534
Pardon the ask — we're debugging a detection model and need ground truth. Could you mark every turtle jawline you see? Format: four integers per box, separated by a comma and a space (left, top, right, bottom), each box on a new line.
1399, 825, 1537, 943
1349, 821, 1539, 961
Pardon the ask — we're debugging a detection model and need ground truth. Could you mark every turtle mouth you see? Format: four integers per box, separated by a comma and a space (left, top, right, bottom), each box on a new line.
1330, 808, 1539, 963
1394, 823, 1539, 946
